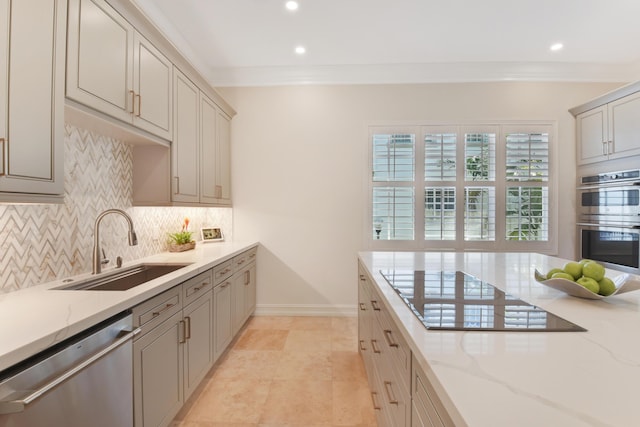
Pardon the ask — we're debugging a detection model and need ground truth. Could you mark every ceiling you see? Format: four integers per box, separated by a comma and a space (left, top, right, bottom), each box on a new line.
133, 0, 640, 87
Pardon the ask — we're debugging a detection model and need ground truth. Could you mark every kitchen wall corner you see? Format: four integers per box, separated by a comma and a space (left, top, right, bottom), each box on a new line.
0, 124, 232, 293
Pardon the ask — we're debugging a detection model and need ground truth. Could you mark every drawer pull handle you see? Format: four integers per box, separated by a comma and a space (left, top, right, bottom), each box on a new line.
384, 381, 398, 405
179, 320, 186, 344
152, 302, 175, 317
359, 339, 367, 351
184, 316, 191, 340
359, 303, 366, 311
249, 253, 256, 259
371, 300, 381, 311
136, 93, 141, 117
359, 274, 365, 281
371, 391, 381, 410
383, 330, 399, 348
129, 90, 135, 114
371, 339, 381, 354
244, 270, 250, 285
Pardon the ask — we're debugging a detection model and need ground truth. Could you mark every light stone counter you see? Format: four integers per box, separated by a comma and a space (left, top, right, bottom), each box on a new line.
358, 251, 640, 427
0, 241, 258, 372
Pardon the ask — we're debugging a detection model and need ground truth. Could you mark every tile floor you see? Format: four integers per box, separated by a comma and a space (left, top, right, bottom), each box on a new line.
171, 316, 378, 427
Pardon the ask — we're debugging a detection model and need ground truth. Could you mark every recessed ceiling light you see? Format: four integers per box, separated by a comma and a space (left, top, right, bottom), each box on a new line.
285, 1, 299, 11
295, 45, 306, 55
550, 43, 564, 51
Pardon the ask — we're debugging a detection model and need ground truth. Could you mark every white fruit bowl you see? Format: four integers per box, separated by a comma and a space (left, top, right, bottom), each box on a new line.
534, 270, 640, 300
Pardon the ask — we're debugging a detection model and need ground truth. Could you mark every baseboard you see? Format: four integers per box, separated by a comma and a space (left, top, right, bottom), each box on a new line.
254, 304, 357, 317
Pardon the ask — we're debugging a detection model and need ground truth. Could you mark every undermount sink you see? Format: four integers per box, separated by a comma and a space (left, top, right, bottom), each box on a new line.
54, 263, 192, 291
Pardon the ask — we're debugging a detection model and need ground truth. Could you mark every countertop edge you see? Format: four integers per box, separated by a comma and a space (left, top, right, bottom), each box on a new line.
0, 241, 259, 372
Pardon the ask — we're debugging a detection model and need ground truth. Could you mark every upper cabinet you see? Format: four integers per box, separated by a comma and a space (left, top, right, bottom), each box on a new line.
172, 69, 200, 203
0, 0, 66, 201
66, 0, 173, 141
168, 69, 231, 206
572, 83, 640, 166
200, 94, 232, 205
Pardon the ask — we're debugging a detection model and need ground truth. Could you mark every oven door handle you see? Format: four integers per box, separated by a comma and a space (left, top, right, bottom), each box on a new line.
577, 222, 640, 230
578, 181, 640, 190
0, 328, 141, 415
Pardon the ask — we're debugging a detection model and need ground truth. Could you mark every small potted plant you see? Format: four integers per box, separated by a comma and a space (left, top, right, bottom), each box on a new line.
168, 217, 196, 252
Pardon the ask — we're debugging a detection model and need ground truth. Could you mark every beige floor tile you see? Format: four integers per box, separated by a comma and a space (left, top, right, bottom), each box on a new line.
290, 316, 333, 330
259, 379, 333, 425
246, 316, 294, 330
173, 422, 258, 427
332, 351, 368, 382
185, 378, 271, 423
234, 328, 289, 351
179, 316, 378, 427
212, 349, 282, 380
333, 380, 378, 426
284, 329, 332, 352
273, 350, 332, 380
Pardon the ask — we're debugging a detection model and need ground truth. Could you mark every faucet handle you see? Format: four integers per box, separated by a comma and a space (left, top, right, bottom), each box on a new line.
101, 248, 109, 266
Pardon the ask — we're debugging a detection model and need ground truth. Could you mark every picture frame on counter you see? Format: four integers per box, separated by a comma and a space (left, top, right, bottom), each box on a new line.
201, 227, 224, 243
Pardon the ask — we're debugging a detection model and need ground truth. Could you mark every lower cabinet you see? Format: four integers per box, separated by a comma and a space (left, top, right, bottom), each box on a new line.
358, 262, 454, 427
132, 249, 257, 427
231, 248, 257, 335
213, 275, 233, 361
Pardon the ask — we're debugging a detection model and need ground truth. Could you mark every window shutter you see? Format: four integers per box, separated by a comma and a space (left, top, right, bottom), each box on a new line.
425, 133, 456, 181
372, 134, 415, 182
505, 133, 549, 182
372, 187, 414, 240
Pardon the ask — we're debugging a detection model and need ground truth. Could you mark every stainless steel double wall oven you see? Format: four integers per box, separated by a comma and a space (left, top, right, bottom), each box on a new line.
577, 169, 640, 274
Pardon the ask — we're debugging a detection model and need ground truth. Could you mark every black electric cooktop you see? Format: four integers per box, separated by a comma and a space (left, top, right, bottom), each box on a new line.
380, 270, 586, 332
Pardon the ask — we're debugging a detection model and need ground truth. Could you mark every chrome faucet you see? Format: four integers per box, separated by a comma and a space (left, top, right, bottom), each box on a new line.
92, 209, 138, 274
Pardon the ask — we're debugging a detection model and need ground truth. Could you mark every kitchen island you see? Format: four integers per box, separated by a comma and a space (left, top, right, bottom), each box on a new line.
358, 251, 640, 427
0, 241, 258, 372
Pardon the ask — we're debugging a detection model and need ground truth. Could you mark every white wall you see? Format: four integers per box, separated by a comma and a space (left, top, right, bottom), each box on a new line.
220, 82, 622, 315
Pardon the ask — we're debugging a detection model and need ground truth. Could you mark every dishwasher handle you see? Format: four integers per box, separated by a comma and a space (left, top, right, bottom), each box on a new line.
0, 327, 141, 415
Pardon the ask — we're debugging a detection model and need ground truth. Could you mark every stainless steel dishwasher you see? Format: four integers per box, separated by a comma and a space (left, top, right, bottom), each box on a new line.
0, 311, 139, 427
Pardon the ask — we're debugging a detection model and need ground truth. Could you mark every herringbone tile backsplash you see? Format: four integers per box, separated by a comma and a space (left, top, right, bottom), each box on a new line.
0, 125, 232, 293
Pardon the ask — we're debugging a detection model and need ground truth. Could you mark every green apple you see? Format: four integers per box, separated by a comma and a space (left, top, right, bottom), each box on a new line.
551, 272, 575, 281
579, 259, 593, 266
582, 261, 605, 281
598, 277, 616, 296
546, 268, 564, 280
563, 261, 583, 280
577, 276, 600, 294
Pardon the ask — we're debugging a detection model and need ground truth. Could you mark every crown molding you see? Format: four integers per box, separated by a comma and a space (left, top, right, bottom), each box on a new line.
207, 61, 640, 87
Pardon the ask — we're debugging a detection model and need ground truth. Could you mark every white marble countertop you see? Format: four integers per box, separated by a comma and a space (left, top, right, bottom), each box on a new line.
0, 241, 258, 372
358, 251, 640, 427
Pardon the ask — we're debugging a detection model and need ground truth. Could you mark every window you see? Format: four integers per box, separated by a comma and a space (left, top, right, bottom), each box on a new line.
368, 123, 555, 252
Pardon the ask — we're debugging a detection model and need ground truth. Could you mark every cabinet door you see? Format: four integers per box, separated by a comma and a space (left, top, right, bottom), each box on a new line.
608, 91, 640, 161
133, 311, 184, 427
66, 0, 133, 123
231, 271, 245, 335
576, 106, 607, 165
172, 68, 199, 203
244, 263, 257, 319
200, 93, 218, 204
183, 291, 213, 400
133, 32, 173, 140
213, 280, 233, 361
216, 111, 232, 204
0, 0, 65, 195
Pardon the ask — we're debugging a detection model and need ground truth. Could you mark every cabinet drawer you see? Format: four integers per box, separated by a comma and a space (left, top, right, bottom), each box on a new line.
232, 247, 257, 272
213, 259, 233, 284
378, 308, 411, 390
132, 285, 182, 334
182, 270, 213, 306
412, 357, 455, 427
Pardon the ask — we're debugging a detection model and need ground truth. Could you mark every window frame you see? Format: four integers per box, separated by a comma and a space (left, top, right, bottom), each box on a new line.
366, 122, 558, 254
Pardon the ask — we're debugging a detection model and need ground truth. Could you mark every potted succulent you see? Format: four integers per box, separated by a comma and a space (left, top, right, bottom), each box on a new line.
168, 217, 196, 252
